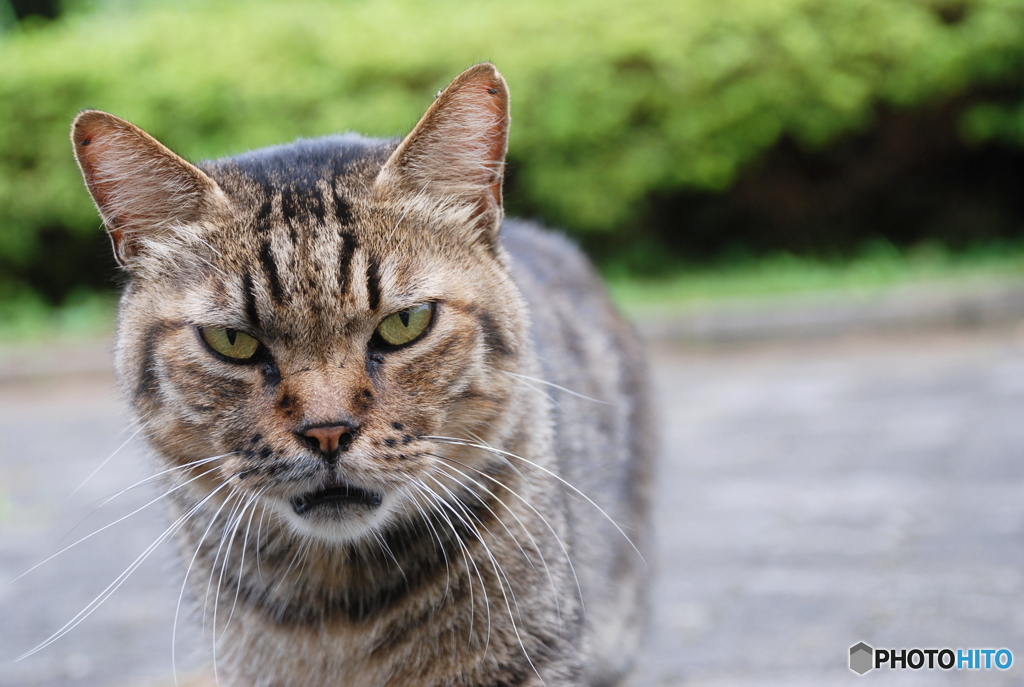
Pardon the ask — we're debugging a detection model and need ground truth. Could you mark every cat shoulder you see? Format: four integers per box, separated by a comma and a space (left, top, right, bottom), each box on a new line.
500, 219, 607, 300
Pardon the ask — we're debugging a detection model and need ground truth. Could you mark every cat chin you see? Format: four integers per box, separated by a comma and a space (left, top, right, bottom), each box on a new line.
271, 495, 398, 546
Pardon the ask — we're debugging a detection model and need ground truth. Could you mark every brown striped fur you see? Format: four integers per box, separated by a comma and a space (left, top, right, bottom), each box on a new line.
72, 64, 652, 687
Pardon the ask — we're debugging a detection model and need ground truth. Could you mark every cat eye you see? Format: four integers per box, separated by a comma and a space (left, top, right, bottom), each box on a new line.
373, 303, 434, 348
199, 326, 262, 361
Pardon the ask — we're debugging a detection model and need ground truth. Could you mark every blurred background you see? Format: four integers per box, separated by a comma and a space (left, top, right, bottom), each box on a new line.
3, 0, 1024, 685
3, 0, 1024, 325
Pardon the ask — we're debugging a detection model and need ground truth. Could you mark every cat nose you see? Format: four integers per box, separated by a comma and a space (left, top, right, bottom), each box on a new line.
297, 421, 359, 464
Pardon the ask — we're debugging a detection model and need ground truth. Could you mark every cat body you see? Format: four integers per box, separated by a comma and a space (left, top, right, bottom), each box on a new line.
71, 64, 651, 686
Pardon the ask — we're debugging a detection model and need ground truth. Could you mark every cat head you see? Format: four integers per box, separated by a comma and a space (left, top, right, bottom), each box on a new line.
72, 63, 528, 543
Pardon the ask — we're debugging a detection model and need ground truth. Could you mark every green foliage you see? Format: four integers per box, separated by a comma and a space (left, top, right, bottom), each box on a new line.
0, 286, 115, 340
3, 0, 1024, 301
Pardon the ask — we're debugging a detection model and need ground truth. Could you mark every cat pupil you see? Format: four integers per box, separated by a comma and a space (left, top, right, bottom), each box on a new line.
399, 310, 410, 327
226, 328, 237, 346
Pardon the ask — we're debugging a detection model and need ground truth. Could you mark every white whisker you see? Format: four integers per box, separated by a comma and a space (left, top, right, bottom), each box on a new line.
226, 489, 266, 630
12, 460, 230, 585
428, 450, 583, 615
408, 481, 453, 604
429, 458, 565, 622
254, 502, 270, 584
405, 481, 489, 646
19, 479, 232, 660
427, 435, 646, 566
408, 480, 493, 649
419, 474, 543, 684
68, 419, 152, 499
202, 491, 246, 634
501, 370, 611, 405
173, 485, 238, 687
208, 493, 250, 684
61, 453, 230, 544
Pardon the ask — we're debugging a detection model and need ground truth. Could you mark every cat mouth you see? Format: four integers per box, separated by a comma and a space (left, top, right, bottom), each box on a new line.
291, 479, 383, 516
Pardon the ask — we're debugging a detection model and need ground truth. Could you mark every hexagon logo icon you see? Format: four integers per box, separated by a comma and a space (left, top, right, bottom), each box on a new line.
850, 642, 874, 675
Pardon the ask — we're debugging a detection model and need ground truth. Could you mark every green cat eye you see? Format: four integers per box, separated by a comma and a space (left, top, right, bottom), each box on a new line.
200, 326, 261, 361
375, 303, 434, 347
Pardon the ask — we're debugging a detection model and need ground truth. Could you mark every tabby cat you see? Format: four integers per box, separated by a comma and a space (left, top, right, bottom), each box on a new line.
71, 63, 652, 687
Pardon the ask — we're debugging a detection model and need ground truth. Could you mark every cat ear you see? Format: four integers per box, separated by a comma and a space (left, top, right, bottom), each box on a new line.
375, 63, 510, 241
71, 110, 227, 267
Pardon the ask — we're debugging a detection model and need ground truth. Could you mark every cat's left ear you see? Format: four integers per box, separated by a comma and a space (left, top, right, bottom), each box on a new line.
375, 63, 510, 243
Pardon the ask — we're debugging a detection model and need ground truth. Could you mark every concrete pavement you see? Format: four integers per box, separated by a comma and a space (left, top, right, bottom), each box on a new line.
638, 328, 1024, 686
3, 320, 1024, 685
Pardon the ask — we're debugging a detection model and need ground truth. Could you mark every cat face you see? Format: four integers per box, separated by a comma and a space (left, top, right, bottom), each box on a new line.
75, 64, 524, 544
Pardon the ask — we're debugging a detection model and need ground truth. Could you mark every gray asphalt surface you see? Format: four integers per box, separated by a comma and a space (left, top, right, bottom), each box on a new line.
3, 325, 1024, 686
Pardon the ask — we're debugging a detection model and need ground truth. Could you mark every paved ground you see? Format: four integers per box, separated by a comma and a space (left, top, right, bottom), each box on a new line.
3, 325, 1024, 685
638, 327, 1024, 686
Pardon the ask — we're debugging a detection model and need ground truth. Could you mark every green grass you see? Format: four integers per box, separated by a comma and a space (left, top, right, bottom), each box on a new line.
606, 241, 1024, 314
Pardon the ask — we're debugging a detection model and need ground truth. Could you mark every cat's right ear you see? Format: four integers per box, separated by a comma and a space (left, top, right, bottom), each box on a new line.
71, 110, 227, 268
374, 63, 510, 244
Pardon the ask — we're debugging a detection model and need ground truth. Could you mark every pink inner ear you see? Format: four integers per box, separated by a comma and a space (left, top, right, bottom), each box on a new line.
75, 120, 131, 250
428, 70, 510, 220
477, 81, 507, 207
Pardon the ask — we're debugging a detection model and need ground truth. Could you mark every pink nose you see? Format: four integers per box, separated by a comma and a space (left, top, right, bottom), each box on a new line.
300, 423, 357, 457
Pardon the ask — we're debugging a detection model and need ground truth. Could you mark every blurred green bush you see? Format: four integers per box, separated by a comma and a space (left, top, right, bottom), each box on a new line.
2, 0, 1024, 302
